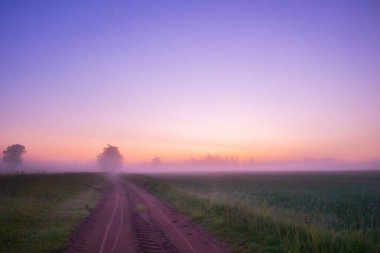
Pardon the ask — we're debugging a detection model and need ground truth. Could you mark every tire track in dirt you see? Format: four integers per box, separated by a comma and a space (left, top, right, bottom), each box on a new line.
110, 193, 124, 252
65, 177, 136, 253
62, 186, 111, 253
128, 187, 178, 253
99, 188, 119, 253
65, 175, 229, 253
126, 182, 229, 253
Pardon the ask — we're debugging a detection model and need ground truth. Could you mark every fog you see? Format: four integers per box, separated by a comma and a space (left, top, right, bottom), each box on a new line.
1, 159, 379, 174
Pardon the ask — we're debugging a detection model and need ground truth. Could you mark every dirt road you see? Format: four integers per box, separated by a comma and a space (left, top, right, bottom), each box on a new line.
65, 177, 229, 253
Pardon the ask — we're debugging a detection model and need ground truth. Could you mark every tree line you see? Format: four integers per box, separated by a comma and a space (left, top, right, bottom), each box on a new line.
2, 144, 124, 170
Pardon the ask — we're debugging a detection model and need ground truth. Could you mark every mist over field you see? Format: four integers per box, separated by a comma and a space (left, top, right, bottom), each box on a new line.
1, 159, 379, 174
1, 1, 380, 252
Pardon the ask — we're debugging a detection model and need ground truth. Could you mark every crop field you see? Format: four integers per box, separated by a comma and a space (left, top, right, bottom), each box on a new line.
131, 171, 380, 253
0, 173, 106, 253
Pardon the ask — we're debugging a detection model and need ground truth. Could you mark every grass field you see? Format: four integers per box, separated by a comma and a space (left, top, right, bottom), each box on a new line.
129, 171, 380, 253
0, 173, 106, 253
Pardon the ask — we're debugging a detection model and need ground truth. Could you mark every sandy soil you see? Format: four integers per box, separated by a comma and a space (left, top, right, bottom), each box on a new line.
64, 176, 229, 253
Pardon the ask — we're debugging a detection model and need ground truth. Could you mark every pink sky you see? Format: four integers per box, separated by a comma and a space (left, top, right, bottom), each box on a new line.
1, 1, 379, 164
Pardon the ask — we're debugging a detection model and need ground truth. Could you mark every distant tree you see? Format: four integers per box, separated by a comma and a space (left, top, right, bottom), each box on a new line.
97, 144, 123, 170
185, 154, 238, 166
152, 156, 162, 166
2, 144, 26, 169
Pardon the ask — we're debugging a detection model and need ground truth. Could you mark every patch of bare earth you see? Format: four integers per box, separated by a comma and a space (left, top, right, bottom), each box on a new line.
64, 178, 230, 253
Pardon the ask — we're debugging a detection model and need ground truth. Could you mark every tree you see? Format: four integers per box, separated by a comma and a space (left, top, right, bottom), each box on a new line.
152, 156, 162, 166
97, 144, 123, 170
2, 144, 26, 169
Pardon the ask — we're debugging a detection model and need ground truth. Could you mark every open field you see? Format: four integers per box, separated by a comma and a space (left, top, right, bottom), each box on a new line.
0, 172, 228, 253
0, 173, 106, 253
130, 171, 380, 253
2, 171, 379, 253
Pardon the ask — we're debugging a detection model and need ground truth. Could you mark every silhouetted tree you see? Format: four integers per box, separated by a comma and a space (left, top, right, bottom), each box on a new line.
97, 144, 123, 170
2, 144, 26, 169
152, 156, 162, 166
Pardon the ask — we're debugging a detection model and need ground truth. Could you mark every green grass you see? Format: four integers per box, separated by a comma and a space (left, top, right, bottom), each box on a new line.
0, 172, 106, 253
128, 171, 380, 253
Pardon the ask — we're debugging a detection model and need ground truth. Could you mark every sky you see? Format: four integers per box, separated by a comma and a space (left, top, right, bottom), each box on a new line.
1, 0, 379, 164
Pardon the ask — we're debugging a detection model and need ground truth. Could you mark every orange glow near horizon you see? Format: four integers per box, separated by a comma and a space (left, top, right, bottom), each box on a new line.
1, 1, 380, 166
2, 131, 379, 163
1, 102, 379, 163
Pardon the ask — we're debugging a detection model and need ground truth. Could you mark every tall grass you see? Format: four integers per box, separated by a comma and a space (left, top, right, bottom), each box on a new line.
0, 173, 106, 253
129, 171, 380, 253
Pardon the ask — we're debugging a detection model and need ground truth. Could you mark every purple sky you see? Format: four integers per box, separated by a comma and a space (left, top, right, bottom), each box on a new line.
1, 0, 379, 163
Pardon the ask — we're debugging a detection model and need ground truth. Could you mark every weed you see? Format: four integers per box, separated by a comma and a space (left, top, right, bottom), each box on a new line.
135, 204, 148, 213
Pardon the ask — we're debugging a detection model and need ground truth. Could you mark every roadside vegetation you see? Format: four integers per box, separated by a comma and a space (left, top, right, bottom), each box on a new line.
129, 171, 380, 253
0, 173, 106, 253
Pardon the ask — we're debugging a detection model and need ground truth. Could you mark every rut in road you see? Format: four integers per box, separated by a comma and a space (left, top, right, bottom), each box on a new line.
65, 177, 229, 253
128, 188, 178, 253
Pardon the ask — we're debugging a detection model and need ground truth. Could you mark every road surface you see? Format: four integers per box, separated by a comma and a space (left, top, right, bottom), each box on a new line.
65, 176, 229, 253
